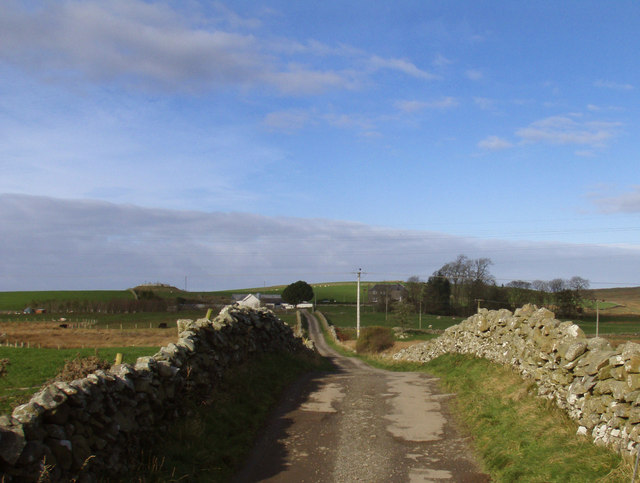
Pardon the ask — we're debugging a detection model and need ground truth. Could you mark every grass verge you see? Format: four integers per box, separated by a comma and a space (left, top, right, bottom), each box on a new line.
129, 350, 332, 482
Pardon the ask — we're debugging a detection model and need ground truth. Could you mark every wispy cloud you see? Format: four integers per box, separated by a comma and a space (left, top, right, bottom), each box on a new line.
0, 1, 268, 92
263, 108, 376, 134
516, 116, 621, 148
595, 80, 634, 91
433, 53, 453, 67
0, 1, 425, 95
465, 69, 483, 80
263, 66, 359, 95
395, 97, 459, 113
369, 55, 439, 80
263, 109, 312, 132
478, 136, 512, 151
474, 97, 495, 110
591, 186, 640, 214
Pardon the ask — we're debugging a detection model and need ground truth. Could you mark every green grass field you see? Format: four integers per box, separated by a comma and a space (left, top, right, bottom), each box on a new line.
575, 316, 640, 336
317, 304, 463, 330
316, 304, 640, 338
208, 281, 384, 304
0, 290, 135, 311
0, 346, 159, 415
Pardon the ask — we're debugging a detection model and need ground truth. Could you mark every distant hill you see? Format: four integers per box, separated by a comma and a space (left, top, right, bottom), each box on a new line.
586, 287, 640, 315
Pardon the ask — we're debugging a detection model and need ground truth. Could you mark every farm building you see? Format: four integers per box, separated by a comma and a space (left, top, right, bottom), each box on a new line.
232, 294, 261, 309
231, 293, 284, 309
22, 307, 46, 314
368, 283, 406, 303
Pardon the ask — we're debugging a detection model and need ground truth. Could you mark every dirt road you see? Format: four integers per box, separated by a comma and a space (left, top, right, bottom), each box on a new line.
235, 313, 487, 482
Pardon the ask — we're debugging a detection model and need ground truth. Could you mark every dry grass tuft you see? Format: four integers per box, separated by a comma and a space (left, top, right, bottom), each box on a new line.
50, 355, 111, 383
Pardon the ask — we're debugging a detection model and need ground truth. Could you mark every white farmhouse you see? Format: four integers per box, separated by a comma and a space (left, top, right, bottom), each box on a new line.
232, 293, 261, 309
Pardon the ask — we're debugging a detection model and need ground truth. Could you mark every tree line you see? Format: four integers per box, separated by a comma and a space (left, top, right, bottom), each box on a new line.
26, 289, 169, 314
382, 254, 590, 318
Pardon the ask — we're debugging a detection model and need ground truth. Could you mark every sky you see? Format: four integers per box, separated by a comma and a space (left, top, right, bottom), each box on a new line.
1, 0, 639, 291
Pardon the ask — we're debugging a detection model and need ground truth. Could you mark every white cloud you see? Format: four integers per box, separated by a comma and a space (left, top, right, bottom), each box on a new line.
369, 55, 438, 80
592, 186, 640, 214
2, 194, 639, 291
263, 109, 376, 134
478, 136, 512, 151
595, 80, 634, 91
0, 1, 360, 96
323, 113, 374, 131
474, 97, 495, 110
575, 150, 596, 157
0, 1, 438, 96
395, 97, 459, 113
516, 116, 621, 148
0, 1, 268, 92
432, 53, 453, 67
263, 66, 358, 95
465, 69, 483, 80
263, 109, 312, 132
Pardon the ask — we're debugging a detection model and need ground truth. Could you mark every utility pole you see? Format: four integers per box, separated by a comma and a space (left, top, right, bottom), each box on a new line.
419, 283, 425, 330
356, 268, 362, 338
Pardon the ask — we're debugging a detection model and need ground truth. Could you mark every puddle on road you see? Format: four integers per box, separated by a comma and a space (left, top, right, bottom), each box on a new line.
384, 373, 445, 442
300, 381, 346, 413
409, 467, 453, 482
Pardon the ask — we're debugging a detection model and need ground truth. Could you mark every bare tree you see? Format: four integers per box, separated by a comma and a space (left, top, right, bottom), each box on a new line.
548, 278, 567, 293
568, 276, 590, 292
436, 254, 495, 315
532, 280, 549, 292
507, 280, 532, 290
470, 258, 495, 285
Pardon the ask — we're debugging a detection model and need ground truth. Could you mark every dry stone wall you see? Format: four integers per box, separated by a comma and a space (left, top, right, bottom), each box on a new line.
0, 305, 310, 481
394, 304, 640, 456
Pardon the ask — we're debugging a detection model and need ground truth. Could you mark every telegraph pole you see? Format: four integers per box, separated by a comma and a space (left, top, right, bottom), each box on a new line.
356, 268, 362, 338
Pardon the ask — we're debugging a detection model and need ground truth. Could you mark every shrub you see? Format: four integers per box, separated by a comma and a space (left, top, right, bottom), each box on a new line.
50, 355, 111, 383
335, 327, 355, 341
355, 326, 394, 354
0, 358, 9, 377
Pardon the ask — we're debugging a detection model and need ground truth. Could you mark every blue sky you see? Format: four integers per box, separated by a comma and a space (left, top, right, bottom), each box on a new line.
1, 1, 639, 290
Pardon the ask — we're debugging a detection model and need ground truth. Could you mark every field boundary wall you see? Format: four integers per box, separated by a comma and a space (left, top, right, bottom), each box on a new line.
0, 305, 310, 481
394, 304, 640, 456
